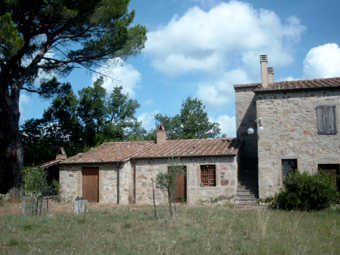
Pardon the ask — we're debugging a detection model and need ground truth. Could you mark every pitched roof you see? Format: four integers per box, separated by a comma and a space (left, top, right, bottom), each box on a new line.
135, 138, 238, 159
61, 138, 238, 164
62, 141, 154, 164
234, 77, 340, 92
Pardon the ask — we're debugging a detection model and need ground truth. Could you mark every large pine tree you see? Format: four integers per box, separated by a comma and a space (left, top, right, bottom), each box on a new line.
0, 0, 147, 194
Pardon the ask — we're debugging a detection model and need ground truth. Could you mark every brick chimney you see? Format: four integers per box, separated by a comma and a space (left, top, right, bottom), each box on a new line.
260, 55, 268, 88
267, 67, 274, 84
156, 125, 167, 144
56, 147, 67, 160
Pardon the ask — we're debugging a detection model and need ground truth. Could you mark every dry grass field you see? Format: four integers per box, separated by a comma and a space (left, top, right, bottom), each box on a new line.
0, 201, 339, 255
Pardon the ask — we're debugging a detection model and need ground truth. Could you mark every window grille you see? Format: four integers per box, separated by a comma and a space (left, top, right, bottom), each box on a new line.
200, 165, 216, 186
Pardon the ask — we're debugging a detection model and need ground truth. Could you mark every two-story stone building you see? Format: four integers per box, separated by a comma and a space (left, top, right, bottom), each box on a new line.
235, 55, 340, 198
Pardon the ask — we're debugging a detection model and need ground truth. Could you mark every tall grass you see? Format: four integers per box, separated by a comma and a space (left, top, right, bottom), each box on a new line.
0, 205, 339, 255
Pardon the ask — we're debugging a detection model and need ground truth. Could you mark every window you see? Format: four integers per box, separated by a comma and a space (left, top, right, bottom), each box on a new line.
200, 165, 216, 186
316, 105, 337, 135
282, 159, 297, 183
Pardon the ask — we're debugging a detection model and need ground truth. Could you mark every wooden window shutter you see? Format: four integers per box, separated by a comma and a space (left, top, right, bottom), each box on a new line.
316, 105, 337, 135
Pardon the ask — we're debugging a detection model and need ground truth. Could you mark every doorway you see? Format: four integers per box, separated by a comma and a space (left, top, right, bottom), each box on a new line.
318, 164, 340, 192
82, 167, 99, 202
169, 166, 187, 202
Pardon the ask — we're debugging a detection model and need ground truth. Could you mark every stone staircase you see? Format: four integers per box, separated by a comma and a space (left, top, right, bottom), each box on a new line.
234, 165, 258, 205
234, 184, 258, 205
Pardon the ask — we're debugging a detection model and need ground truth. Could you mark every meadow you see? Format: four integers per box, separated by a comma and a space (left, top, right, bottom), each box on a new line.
0, 203, 339, 255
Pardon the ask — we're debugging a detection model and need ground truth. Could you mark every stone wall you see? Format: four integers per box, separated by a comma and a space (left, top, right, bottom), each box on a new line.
60, 163, 121, 203
256, 89, 340, 198
60, 156, 238, 205
134, 156, 238, 205
234, 85, 258, 160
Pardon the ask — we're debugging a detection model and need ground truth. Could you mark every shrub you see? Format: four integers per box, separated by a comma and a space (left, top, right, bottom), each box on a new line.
23, 168, 50, 196
274, 171, 337, 211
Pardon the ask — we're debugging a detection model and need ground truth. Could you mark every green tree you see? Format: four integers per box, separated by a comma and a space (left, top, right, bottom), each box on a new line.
104, 86, 143, 141
0, 0, 147, 193
21, 78, 146, 166
78, 78, 107, 147
156, 163, 185, 218
155, 97, 220, 139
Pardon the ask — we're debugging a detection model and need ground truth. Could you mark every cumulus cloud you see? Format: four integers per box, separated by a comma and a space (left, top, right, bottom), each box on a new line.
303, 43, 340, 79
92, 58, 141, 97
145, 1, 305, 76
212, 114, 236, 137
197, 69, 250, 107
19, 94, 31, 121
138, 111, 159, 131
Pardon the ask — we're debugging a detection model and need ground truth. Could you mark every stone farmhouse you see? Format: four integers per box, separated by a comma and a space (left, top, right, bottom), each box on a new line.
59, 126, 239, 204
56, 55, 340, 204
235, 55, 340, 199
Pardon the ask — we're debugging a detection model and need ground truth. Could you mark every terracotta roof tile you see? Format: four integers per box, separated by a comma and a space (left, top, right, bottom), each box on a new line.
135, 138, 238, 159
62, 141, 154, 164
61, 138, 238, 164
256, 77, 340, 91
234, 77, 340, 91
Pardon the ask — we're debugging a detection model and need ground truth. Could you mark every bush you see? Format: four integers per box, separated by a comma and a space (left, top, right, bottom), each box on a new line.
274, 171, 337, 211
23, 168, 50, 196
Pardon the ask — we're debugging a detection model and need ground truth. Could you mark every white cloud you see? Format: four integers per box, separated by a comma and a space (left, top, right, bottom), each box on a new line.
19, 94, 31, 121
303, 43, 340, 79
92, 58, 141, 97
212, 114, 236, 137
145, 1, 305, 76
197, 69, 250, 107
138, 111, 159, 131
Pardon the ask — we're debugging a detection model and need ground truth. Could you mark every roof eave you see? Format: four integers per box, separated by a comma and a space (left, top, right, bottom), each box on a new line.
255, 86, 340, 93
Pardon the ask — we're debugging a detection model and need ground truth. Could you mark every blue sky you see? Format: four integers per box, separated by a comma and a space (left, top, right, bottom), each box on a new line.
20, 0, 340, 137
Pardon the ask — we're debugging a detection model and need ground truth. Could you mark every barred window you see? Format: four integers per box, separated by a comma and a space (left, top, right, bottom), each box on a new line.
200, 165, 216, 186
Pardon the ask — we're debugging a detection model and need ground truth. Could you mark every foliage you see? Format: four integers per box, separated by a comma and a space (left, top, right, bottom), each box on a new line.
156, 162, 185, 218
23, 168, 50, 195
274, 171, 337, 211
155, 97, 221, 139
21, 78, 145, 166
0, 0, 147, 193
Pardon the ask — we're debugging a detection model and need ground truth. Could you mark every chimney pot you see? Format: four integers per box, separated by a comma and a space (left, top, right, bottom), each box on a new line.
260, 55, 268, 62
260, 55, 269, 88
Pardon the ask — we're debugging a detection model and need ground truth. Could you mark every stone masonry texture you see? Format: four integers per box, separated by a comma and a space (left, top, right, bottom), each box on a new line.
256, 89, 340, 198
60, 156, 238, 204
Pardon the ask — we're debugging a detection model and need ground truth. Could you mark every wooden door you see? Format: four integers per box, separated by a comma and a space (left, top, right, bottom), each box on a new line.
174, 167, 187, 202
82, 168, 99, 202
318, 164, 339, 192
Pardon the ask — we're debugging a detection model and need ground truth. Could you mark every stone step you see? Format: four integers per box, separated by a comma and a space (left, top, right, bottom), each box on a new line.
236, 193, 257, 198
236, 193, 257, 199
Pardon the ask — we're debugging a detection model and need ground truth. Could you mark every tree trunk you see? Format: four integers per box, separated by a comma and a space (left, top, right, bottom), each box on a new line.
167, 187, 173, 218
0, 86, 23, 196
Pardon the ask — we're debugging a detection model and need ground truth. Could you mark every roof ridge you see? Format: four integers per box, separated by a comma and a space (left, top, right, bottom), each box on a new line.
234, 76, 340, 88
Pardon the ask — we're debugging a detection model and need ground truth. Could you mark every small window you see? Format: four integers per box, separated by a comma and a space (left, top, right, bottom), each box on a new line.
282, 159, 297, 183
200, 165, 216, 186
316, 105, 337, 135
